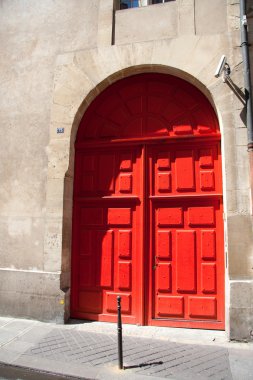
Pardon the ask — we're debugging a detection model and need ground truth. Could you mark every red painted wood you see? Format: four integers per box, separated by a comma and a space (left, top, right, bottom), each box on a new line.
71, 146, 143, 324
76, 74, 219, 144
71, 73, 224, 330
148, 141, 224, 329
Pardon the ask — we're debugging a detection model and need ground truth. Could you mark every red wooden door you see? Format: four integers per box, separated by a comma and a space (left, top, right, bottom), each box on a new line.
71, 146, 144, 324
71, 73, 224, 329
148, 142, 224, 329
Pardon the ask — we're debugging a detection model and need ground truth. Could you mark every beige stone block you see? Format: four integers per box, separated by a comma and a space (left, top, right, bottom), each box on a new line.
231, 93, 246, 118
93, 47, 123, 83
45, 178, 65, 218
184, 35, 229, 83
178, 0, 195, 35
115, 2, 178, 45
44, 218, 63, 272
53, 85, 83, 109
0, 269, 64, 322
0, 113, 48, 218
52, 64, 95, 126
195, 0, 227, 35
44, 220, 62, 252
230, 30, 243, 53
0, 1, 99, 55
54, 63, 94, 94
229, 306, 253, 341
43, 249, 62, 272
97, 0, 114, 46
151, 36, 197, 69
235, 145, 250, 190
0, 56, 54, 116
113, 44, 135, 69
236, 189, 251, 214
235, 127, 248, 146
226, 188, 251, 215
51, 103, 74, 125
74, 47, 122, 88
227, 4, 240, 31
219, 121, 237, 192
227, 214, 253, 277
132, 41, 155, 67
229, 280, 253, 340
0, 217, 44, 270
47, 139, 71, 179
74, 50, 106, 85
209, 91, 233, 118
226, 190, 237, 213
62, 215, 72, 274
230, 281, 253, 308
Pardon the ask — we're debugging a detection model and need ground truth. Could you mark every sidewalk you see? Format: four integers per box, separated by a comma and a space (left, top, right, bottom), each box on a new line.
0, 317, 252, 380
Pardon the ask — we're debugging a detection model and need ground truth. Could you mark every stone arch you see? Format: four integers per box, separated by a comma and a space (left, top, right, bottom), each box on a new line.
45, 60, 228, 322
71, 72, 224, 326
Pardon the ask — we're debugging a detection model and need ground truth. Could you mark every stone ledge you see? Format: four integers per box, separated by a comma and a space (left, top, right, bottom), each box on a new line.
0, 269, 65, 323
229, 279, 253, 341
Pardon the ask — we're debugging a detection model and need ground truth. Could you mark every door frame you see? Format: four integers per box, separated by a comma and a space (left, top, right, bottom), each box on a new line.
72, 134, 224, 329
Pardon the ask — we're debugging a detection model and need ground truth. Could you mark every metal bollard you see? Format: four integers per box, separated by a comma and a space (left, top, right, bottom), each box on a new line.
117, 296, 124, 370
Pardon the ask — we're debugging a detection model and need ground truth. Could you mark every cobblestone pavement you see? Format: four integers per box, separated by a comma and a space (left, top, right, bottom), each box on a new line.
0, 317, 253, 380
26, 330, 232, 379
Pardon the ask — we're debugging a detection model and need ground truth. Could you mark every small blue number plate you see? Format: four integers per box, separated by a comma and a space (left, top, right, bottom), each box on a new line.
57, 128, 64, 134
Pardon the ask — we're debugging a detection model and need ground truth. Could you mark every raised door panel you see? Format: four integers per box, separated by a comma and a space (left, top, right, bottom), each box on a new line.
75, 147, 141, 198
72, 146, 142, 324
151, 143, 221, 197
152, 199, 223, 324
150, 140, 224, 328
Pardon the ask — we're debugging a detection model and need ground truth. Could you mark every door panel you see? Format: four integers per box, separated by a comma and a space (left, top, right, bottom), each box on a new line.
151, 198, 223, 321
148, 143, 224, 329
151, 143, 221, 196
71, 146, 143, 324
71, 141, 224, 329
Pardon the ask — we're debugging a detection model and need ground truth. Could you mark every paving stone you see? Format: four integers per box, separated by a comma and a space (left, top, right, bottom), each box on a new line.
2, 320, 36, 332
3, 340, 34, 354
0, 319, 14, 328
17, 327, 53, 344
0, 348, 22, 364
0, 329, 21, 345
20, 329, 233, 379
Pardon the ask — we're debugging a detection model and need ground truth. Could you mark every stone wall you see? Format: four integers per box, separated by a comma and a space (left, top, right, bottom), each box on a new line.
0, 0, 99, 321
0, 0, 252, 339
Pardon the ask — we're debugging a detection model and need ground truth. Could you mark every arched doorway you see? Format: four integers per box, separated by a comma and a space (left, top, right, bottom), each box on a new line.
71, 73, 224, 330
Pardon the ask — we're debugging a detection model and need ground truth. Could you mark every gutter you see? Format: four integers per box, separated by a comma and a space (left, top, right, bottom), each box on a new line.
240, 0, 253, 151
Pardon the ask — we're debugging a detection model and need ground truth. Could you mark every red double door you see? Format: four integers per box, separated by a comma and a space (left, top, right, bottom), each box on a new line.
71, 139, 224, 330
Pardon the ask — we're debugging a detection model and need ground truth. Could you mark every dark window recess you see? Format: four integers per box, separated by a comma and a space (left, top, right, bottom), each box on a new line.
120, 0, 139, 9
151, 0, 171, 3
119, 0, 172, 10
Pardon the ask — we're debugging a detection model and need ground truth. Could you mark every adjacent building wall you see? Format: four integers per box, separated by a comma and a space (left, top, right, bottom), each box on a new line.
0, 0, 99, 321
0, 0, 252, 340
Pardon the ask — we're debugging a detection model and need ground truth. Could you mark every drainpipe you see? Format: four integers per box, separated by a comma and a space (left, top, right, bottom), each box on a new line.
240, 0, 253, 150
240, 0, 253, 209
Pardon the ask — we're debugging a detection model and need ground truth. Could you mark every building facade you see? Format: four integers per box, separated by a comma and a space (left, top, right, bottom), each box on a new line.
0, 0, 253, 340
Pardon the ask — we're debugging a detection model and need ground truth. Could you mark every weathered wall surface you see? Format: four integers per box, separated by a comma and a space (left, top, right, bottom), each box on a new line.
226, 0, 253, 340
115, 1, 178, 44
0, 0, 253, 339
0, 0, 99, 320
115, 0, 227, 45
